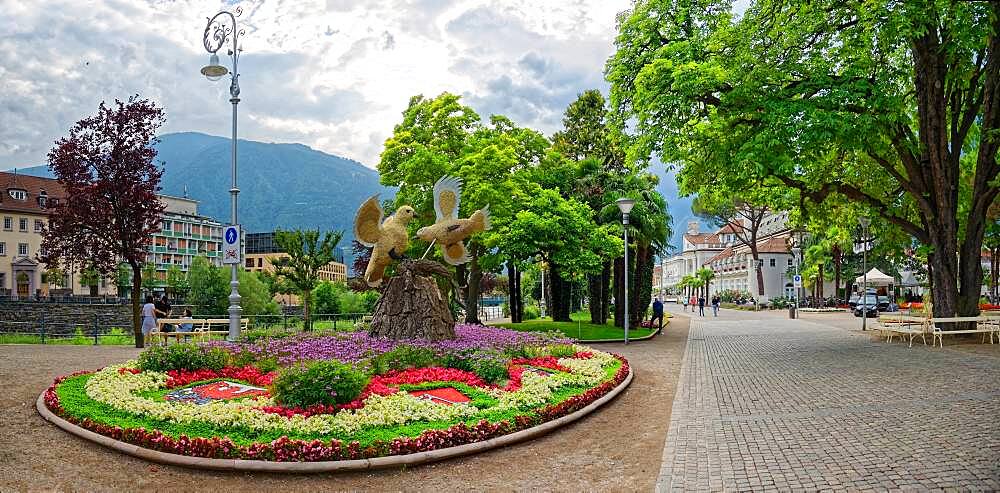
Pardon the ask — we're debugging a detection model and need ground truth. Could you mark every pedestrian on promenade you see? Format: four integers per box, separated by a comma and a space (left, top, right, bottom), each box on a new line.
682, 295, 689, 312
141, 295, 165, 346
155, 295, 173, 332
651, 297, 664, 334
711, 295, 720, 316
698, 296, 705, 316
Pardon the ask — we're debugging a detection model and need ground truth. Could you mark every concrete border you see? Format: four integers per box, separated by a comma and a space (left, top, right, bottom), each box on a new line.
37, 367, 632, 473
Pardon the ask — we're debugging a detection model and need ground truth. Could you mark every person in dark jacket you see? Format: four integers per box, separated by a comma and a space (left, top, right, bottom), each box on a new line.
711, 295, 720, 316
155, 295, 173, 332
698, 296, 706, 316
651, 297, 665, 333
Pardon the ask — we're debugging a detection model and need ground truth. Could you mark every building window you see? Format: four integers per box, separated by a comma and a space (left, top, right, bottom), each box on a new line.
245, 258, 254, 268
19, 218, 28, 231
788, 258, 793, 266
34, 219, 44, 232
18, 243, 28, 256
0, 242, 4, 255
8, 189, 27, 201
3, 217, 10, 230
769, 258, 776, 267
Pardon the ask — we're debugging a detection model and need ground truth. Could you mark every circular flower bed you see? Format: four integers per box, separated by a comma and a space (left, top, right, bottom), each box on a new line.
42, 325, 630, 466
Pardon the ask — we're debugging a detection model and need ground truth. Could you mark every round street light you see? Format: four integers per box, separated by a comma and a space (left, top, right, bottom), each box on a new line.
616, 198, 636, 215
201, 53, 228, 81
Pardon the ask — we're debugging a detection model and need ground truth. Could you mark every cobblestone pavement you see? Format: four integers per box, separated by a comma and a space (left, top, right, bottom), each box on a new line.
657, 315, 1000, 492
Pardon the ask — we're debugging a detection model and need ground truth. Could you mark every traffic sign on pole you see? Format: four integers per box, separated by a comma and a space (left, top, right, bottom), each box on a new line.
793, 274, 802, 288
222, 225, 241, 265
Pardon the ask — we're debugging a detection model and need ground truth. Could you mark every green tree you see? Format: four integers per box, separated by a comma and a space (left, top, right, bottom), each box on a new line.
42, 268, 66, 288
80, 265, 101, 296
187, 255, 228, 316
238, 270, 279, 316
140, 262, 159, 293
313, 281, 344, 315
379, 93, 548, 324
696, 267, 715, 300
607, 0, 1000, 320
165, 265, 189, 299
271, 229, 343, 330
115, 263, 132, 298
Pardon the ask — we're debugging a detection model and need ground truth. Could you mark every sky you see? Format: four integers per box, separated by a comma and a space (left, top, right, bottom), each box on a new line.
0, 0, 635, 170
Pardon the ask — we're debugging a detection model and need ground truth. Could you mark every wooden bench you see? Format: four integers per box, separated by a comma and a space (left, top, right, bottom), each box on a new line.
151, 318, 249, 344
876, 314, 930, 347
928, 316, 997, 348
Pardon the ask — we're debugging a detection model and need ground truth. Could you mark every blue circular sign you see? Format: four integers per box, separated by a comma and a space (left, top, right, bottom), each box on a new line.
225, 227, 238, 244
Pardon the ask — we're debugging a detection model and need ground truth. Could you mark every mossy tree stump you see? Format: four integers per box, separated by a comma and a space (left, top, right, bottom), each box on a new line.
368, 259, 456, 340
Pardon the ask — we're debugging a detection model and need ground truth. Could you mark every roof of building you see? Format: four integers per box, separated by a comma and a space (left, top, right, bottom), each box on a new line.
717, 223, 741, 234
0, 171, 64, 215
684, 232, 721, 246
756, 237, 790, 254
706, 246, 734, 264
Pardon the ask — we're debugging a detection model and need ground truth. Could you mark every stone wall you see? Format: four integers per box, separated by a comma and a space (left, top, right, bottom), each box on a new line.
0, 301, 133, 335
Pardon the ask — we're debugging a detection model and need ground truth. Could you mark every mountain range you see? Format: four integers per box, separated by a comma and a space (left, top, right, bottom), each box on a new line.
18, 131, 698, 253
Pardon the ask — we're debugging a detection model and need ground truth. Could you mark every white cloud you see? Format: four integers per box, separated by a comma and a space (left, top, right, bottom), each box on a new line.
0, 0, 630, 169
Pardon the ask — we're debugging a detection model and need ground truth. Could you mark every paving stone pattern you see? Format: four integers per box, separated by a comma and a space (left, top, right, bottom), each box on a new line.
657, 318, 1000, 491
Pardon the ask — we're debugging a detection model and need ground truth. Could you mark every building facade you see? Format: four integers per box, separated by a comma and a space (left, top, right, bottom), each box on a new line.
244, 232, 348, 304
149, 195, 223, 281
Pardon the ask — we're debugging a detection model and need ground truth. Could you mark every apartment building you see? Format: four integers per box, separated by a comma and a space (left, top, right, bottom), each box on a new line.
149, 195, 223, 281
244, 231, 347, 304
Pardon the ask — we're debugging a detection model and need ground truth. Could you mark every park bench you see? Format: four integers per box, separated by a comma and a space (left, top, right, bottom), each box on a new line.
876, 314, 931, 347
150, 318, 249, 344
927, 316, 998, 348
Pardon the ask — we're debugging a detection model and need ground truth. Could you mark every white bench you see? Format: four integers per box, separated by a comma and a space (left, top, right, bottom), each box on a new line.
876, 315, 930, 347
150, 318, 248, 344
928, 316, 997, 348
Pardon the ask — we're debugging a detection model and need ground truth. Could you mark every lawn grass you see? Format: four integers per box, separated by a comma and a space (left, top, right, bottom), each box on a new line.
0, 329, 134, 345
496, 311, 657, 341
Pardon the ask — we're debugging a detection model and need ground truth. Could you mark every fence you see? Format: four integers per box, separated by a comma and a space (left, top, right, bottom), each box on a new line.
0, 312, 372, 346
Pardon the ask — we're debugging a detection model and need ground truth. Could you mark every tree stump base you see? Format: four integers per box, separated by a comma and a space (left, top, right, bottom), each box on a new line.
368, 260, 456, 341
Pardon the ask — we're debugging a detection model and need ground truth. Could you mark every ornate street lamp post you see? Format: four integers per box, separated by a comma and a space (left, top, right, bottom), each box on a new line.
859, 216, 871, 331
617, 198, 636, 345
201, 8, 244, 341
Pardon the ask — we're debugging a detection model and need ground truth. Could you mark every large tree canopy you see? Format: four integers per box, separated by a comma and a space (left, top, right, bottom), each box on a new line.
608, 0, 1000, 319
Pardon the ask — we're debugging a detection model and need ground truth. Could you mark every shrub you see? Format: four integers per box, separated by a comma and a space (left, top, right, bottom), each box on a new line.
137, 343, 229, 372
547, 344, 577, 358
444, 349, 509, 384
272, 360, 369, 407
368, 345, 441, 374
522, 304, 540, 320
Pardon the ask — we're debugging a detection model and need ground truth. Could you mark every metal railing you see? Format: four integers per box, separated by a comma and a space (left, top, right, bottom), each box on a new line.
0, 312, 372, 345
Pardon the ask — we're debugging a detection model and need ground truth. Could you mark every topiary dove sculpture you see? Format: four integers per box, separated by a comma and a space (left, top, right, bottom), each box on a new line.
354, 195, 417, 287
416, 176, 490, 265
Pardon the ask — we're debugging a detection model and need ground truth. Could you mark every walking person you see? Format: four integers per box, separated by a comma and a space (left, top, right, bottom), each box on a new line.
651, 296, 665, 334
682, 295, 689, 312
698, 295, 706, 316
141, 295, 165, 346
711, 295, 720, 317
155, 294, 173, 332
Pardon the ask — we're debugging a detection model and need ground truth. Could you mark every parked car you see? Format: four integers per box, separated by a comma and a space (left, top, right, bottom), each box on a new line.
664, 296, 678, 303
853, 295, 879, 317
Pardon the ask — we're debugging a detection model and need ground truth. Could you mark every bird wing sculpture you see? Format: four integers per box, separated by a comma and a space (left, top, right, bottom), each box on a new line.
354, 195, 417, 287
417, 176, 491, 265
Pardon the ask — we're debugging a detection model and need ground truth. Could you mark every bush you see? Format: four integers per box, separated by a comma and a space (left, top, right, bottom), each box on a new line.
272, 360, 369, 407
137, 343, 229, 372
522, 304, 540, 320
444, 349, 509, 384
368, 345, 441, 374
547, 344, 577, 358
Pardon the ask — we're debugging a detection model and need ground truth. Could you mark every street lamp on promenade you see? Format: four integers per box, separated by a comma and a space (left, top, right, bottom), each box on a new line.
201, 8, 244, 341
859, 216, 871, 331
616, 198, 636, 345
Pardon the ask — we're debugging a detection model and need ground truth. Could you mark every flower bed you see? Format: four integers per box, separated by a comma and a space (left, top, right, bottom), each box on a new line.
42, 325, 629, 465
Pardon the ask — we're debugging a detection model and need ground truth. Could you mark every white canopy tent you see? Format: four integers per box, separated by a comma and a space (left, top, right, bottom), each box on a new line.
856, 268, 895, 287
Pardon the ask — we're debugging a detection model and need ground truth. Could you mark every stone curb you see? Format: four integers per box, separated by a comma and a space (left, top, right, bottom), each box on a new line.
585, 319, 669, 344
37, 367, 633, 473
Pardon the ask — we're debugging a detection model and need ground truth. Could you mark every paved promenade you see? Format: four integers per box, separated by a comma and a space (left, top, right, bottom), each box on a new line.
657, 311, 1000, 491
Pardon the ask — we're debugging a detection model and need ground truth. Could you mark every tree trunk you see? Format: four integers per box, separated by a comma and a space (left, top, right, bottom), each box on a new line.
613, 256, 624, 327
600, 261, 611, 324
587, 273, 603, 324
817, 264, 824, 306
549, 263, 572, 322
464, 256, 483, 324
302, 290, 312, 331
751, 247, 764, 297
631, 245, 654, 324
514, 263, 523, 322
369, 260, 456, 340
507, 261, 521, 323
833, 246, 842, 301
130, 262, 143, 348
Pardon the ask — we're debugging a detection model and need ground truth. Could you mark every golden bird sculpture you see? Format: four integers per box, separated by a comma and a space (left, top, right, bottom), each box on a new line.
354, 195, 418, 287
416, 176, 491, 265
